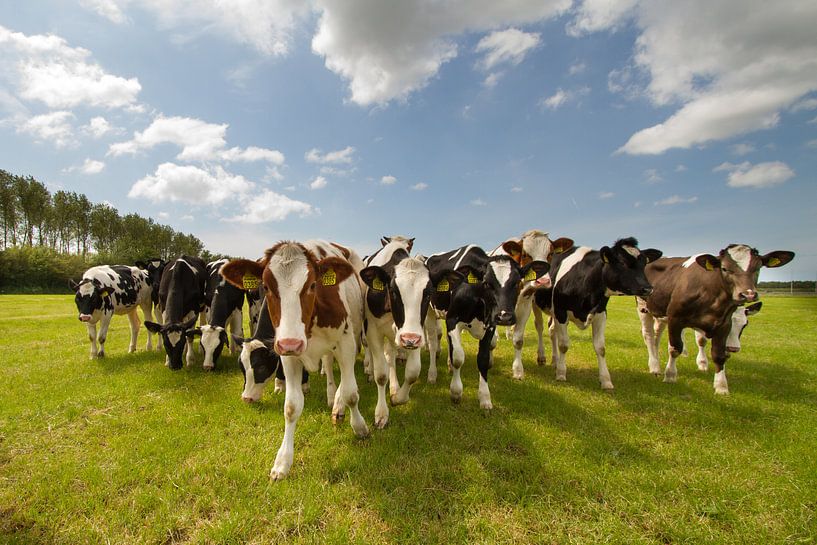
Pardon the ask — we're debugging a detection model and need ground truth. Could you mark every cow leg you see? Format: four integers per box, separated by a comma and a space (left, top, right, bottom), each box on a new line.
695, 330, 709, 371
366, 331, 390, 429
663, 321, 684, 383
638, 308, 662, 375
322, 353, 336, 409
126, 309, 140, 353
185, 336, 196, 367
533, 305, 548, 365
274, 364, 285, 394
425, 313, 440, 384
477, 326, 496, 409
711, 327, 731, 395
548, 316, 559, 367
447, 320, 465, 403
140, 300, 154, 351
392, 347, 421, 406
334, 335, 369, 438
86, 321, 98, 359
385, 343, 400, 399
511, 295, 533, 380
270, 356, 304, 480
553, 319, 569, 381
152, 304, 163, 351
96, 313, 112, 358
591, 312, 614, 390
228, 309, 243, 353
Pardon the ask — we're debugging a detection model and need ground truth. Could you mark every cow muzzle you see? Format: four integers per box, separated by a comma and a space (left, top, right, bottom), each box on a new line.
241, 395, 257, 404
274, 338, 305, 356
638, 287, 653, 297
535, 275, 552, 288
399, 333, 423, 350
739, 290, 758, 302
726, 346, 741, 353
495, 311, 515, 326
79, 314, 92, 322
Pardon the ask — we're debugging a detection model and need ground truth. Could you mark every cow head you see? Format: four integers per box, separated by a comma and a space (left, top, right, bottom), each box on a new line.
71, 279, 110, 323
462, 256, 550, 326
502, 230, 574, 266
144, 316, 198, 370
187, 325, 229, 369
235, 337, 280, 403
361, 257, 459, 350
695, 245, 794, 304
599, 238, 662, 297
726, 301, 762, 352
380, 235, 415, 252
220, 242, 356, 357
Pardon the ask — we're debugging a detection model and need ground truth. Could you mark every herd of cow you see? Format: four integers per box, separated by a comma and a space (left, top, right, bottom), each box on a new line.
70, 230, 795, 479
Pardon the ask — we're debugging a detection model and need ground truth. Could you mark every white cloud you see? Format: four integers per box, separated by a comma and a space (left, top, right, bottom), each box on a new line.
805, 139, 817, 149
225, 189, 314, 224
181, 214, 194, 221
305, 146, 355, 164
410, 182, 428, 191
0, 24, 141, 110
311, 1, 571, 106
731, 142, 756, 156
603, 1, 817, 155
540, 87, 589, 110
80, 0, 127, 24
381, 175, 397, 185
157, 211, 169, 219
319, 166, 355, 177
654, 195, 698, 206
17, 111, 75, 148
598, 191, 615, 199
109, 116, 284, 164
128, 163, 253, 205
470, 198, 487, 206
644, 168, 662, 184
791, 97, 817, 112
82, 116, 118, 138
715, 160, 795, 189
81, 159, 105, 174
482, 73, 502, 88
310, 175, 328, 190
568, 61, 587, 75
810, 115, 817, 124
511, 186, 523, 192
475, 28, 540, 71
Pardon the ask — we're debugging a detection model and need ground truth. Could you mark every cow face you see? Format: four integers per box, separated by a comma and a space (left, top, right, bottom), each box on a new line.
237, 338, 280, 402
144, 316, 198, 370
71, 279, 110, 323
600, 239, 662, 297
696, 245, 795, 304
725, 301, 762, 352
479, 257, 550, 326
195, 325, 228, 369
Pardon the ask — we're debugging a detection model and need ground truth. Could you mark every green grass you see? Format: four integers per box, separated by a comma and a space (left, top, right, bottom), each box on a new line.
1, 295, 815, 544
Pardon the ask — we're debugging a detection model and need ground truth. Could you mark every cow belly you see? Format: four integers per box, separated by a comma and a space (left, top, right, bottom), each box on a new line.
568, 311, 592, 330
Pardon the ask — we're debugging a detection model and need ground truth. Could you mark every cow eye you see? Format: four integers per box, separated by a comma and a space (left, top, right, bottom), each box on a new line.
309, 282, 316, 290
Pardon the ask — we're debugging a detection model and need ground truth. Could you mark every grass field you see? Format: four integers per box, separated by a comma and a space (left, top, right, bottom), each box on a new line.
1, 294, 815, 544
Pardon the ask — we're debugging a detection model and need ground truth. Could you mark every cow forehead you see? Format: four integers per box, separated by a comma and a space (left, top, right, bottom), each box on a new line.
731, 307, 749, 327
622, 245, 640, 258
268, 247, 312, 289
393, 258, 430, 294
488, 260, 513, 286
726, 245, 753, 271
522, 233, 552, 260
78, 282, 96, 296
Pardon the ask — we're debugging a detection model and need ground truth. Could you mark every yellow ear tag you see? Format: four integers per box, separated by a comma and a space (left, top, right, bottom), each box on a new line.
437, 279, 449, 292
371, 277, 385, 291
524, 269, 537, 282
467, 271, 479, 285
322, 268, 337, 286
242, 274, 259, 290
601, 254, 609, 264
767, 257, 781, 267
705, 260, 715, 271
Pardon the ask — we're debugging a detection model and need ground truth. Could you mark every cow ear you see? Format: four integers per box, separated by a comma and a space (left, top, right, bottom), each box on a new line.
642, 249, 663, 263
407, 238, 415, 252
761, 251, 794, 268
745, 301, 762, 316
432, 269, 464, 292
144, 321, 163, 334
600, 246, 613, 264
380, 237, 390, 247
521, 260, 550, 281
360, 266, 390, 292
695, 254, 720, 271
502, 240, 524, 262
69, 279, 80, 290
135, 260, 147, 269
551, 237, 574, 256
185, 328, 202, 340
99, 288, 111, 297
316, 257, 355, 288
220, 259, 264, 290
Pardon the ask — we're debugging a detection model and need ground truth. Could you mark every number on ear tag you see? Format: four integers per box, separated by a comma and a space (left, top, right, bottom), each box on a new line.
372, 277, 385, 291
467, 272, 479, 285
524, 269, 537, 282
437, 279, 449, 292
322, 268, 337, 286
242, 274, 259, 290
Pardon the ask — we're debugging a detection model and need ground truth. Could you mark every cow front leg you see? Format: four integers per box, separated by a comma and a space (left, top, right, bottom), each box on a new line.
127, 310, 140, 353
96, 314, 113, 358
533, 305, 548, 365
228, 309, 243, 354
511, 296, 533, 380
477, 326, 496, 409
392, 348, 421, 406
711, 327, 731, 394
270, 356, 305, 480
548, 316, 559, 367
591, 313, 613, 390
185, 337, 196, 368
447, 320, 465, 403
695, 331, 710, 371
638, 305, 661, 375
334, 335, 369, 438
384, 343, 400, 399
366, 332, 390, 428
553, 319, 569, 381
86, 322, 98, 359
140, 300, 154, 351
425, 313, 440, 384
663, 321, 684, 383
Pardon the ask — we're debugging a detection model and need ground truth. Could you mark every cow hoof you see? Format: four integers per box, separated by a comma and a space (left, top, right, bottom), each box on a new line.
537, 357, 547, 366
301, 383, 310, 394
714, 388, 729, 395
650, 371, 661, 376
332, 412, 345, 425
697, 363, 709, 372
663, 374, 677, 384
427, 375, 437, 384
450, 393, 462, 404
374, 416, 388, 430
128, 347, 136, 354
512, 373, 524, 381
480, 401, 493, 410
354, 424, 370, 439
203, 364, 215, 371
601, 382, 614, 391
270, 469, 288, 481
555, 374, 567, 382
390, 394, 408, 406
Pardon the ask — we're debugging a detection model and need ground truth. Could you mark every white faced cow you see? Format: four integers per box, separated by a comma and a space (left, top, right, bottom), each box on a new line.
221, 240, 368, 480
638, 245, 793, 393
489, 230, 573, 380
548, 237, 662, 390
71, 265, 155, 358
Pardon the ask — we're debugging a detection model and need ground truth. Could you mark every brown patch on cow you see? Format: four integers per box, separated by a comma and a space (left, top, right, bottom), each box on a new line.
330, 242, 351, 259
313, 257, 355, 330
502, 240, 525, 264
316, 245, 328, 258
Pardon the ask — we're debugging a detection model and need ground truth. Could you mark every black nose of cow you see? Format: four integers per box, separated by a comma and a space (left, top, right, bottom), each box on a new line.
496, 311, 515, 326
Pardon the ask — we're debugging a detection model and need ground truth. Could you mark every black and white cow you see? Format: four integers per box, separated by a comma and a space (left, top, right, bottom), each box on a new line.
359, 235, 444, 428
143, 255, 207, 370
424, 245, 549, 409
71, 265, 154, 358
542, 237, 661, 389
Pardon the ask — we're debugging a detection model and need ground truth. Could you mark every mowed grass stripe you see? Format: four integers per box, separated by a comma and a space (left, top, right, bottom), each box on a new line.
0, 294, 815, 544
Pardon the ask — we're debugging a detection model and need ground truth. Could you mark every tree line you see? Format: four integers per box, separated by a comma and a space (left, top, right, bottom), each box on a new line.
0, 169, 217, 293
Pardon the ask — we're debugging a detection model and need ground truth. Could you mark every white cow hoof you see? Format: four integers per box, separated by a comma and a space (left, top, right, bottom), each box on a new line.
714, 387, 729, 395
352, 420, 370, 439
480, 400, 493, 410
390, 393, 409, 406
331, 411, 345, 425
600, 381, 614, 390
555, 373, 567, 382
663, 373, 677, 383
697, 362, 709, 372
512, 372, 524, 381
374, 415, 388, 430
270, 468, 289, 481
203, 363, 215, 371
450, 392, 462, 404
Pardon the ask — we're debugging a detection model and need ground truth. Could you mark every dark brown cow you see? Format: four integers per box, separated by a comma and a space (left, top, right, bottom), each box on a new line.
637, 244, 794, 394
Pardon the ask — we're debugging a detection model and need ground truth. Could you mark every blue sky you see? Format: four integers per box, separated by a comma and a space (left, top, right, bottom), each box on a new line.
1, 0, 815, 281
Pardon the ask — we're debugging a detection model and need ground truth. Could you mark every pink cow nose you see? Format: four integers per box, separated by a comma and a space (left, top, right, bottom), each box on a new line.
242, 396, 256, 404
399, 333, 422, 349
727, 346, 741, 353
535, 275, 552, 288
275, 338, 305, 355
79, 314, 92, 322
743, 290, 758, 302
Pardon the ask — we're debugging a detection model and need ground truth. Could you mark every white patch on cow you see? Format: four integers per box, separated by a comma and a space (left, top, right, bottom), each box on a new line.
465, 318, 487, 340
489, 260, 512, 287
554, 247, 593, 286
167, 331, 182, 346
726, 307, 748, 351
521, 230, 552, 261
393, 257, 429, 344
176, 258, 199, 275
727, 245, 752, 271
453, 244, 478, 270
682, 254, 704, 268
78, 282, 96, 296
268, 244, 310, 344
240, 339, 270, 401
200, 325, 224, 368
623, 245, 640, 258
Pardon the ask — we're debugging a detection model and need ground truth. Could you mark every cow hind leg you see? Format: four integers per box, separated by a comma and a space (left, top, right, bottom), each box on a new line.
591, 313, 614, 390
533, 305, 548, 365
270, 357, 305, 480
334, 336, 369, 438
447, 322, 465, 403
663, 322, 684, 383
638, 305, 661, 375
425, 314, 440, 384
695, 331, 710, 371
385, 343, 399, 399
322, 354, 337, 409
127, 310, 140, 353
553, 320, 569, 382
511, 297, 533, 380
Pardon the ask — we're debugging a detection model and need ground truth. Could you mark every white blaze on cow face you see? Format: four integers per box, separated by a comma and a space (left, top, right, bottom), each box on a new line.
490, 260, 512, 287
727, 245, 753, 272
392, 258, 430, 349
268, 245, 312, 355
167, 331, 182, 347
623, 245, 640, 258
521, 230, 553, 262
200, 325, 225, 368
239, 339, 272, 402
725, 307, 749, 352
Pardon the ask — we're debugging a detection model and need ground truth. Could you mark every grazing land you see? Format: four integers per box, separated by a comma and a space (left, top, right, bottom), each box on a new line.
0, 294, 815, 544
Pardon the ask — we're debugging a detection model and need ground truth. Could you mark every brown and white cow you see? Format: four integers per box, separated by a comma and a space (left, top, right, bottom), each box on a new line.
637, 245, 794, 394
490, 230, 573, 380
221, 240, 368, 480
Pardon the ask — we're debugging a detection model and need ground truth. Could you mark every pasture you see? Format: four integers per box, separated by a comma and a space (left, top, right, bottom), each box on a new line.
0, 294, 815, 544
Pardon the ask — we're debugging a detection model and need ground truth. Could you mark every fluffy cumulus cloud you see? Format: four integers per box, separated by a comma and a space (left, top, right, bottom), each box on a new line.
225, 189, 314, 224
128, 163, 253, 205
65, 158, 106, 174
597, 0, 817, 154
714, 160, 795, 188
311, 0, 571, 106
380, 175, 397, 185
309, 175, 328, 189
17, 111, 76, 148
80, 0, 127, 24
82, 116, 118, 138
475, 28, 540, 86
109, 116, 285, 164
410, 182, 428, 191
0, 24, 141, 110
305, 146, 355, 164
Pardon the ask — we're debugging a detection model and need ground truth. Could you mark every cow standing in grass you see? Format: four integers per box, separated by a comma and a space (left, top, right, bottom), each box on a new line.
637, 245, 793, 393
71, 265, 155, 358
221, 240, 368, 480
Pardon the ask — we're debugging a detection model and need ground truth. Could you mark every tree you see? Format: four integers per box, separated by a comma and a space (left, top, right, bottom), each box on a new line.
0, 170, 18, 249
